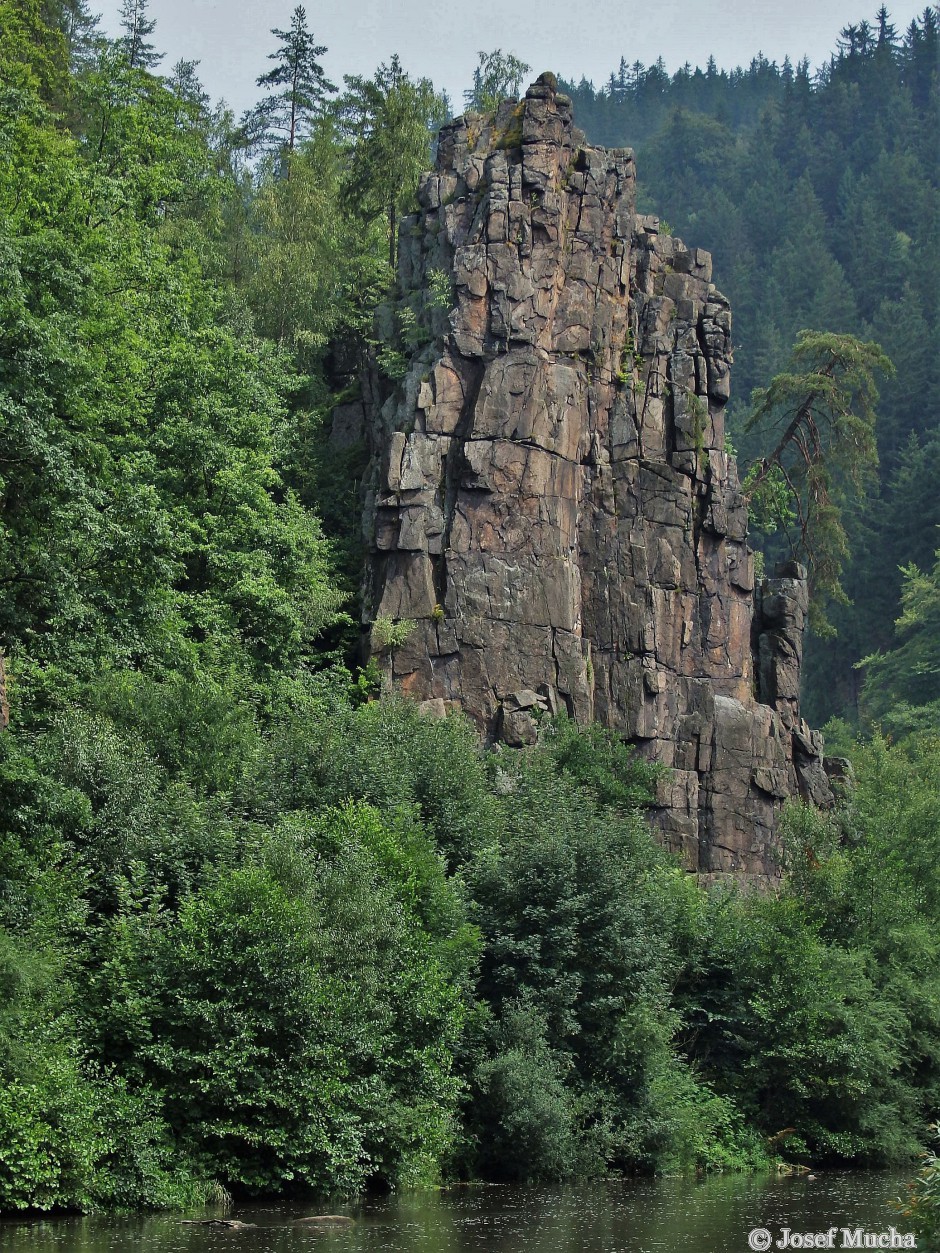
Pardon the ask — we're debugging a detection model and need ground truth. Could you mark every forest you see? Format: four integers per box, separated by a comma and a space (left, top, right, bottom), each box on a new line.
0, 0, 939, 1232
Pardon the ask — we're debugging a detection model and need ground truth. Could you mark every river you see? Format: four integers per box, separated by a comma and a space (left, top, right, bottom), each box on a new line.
0, 1172, 915, 1252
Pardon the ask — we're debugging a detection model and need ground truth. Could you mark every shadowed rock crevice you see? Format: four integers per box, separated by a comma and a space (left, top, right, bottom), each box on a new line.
352, 74, 832, 884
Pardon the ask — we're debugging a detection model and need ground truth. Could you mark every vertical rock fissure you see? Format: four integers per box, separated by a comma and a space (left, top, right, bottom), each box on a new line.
354, 74, 832, 883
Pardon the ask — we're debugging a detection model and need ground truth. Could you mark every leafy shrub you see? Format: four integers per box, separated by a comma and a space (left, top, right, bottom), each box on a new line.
539, 714, 664, 809
371, 615, 415, 652
470, 997, 582, 1181
464, 754, 729, 1177
899, 1126, 940, 1251
251, 692, 502, 867
0, 928, 207, 1211
84, 803, 477, 1196
674, 885, 922, 1164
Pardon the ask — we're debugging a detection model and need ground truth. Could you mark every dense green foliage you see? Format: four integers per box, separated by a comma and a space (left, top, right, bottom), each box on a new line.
2, 2, 940, 1216
336, 56, 448, 270
900, 1126, 940, 1250
860, 557, 940, 736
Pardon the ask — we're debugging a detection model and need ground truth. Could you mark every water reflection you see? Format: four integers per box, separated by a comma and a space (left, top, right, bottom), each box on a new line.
0, 1172, 910, 1253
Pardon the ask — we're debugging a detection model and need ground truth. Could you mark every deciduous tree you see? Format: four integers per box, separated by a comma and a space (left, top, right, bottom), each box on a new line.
336, 55, 447, 269
463, 49, 531, 111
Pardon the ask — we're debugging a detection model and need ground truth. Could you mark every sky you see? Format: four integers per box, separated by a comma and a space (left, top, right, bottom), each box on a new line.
94, 0, 933, 117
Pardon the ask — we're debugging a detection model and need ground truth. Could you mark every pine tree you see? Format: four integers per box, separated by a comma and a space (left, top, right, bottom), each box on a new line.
743, 331, 893, 626
118, 0, 161, 70
244, 5, 335, 158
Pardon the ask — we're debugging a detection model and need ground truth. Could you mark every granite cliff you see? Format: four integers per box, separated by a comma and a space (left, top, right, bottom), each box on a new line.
336, 74, 833, 883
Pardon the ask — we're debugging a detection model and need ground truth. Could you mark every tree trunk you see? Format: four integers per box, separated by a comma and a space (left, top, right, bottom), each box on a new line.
288, 60, 299, 174
0, 651, 8, 731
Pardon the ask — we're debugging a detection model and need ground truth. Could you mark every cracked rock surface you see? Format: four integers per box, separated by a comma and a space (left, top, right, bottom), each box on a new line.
349, 75, 831, 883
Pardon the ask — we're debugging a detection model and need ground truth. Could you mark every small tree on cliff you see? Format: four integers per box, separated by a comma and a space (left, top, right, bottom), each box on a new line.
742, 330, 892, 629
463, 49, 531, 111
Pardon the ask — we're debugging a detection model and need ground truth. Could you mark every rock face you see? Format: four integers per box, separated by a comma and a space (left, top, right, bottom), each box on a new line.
356, 75, 831, 882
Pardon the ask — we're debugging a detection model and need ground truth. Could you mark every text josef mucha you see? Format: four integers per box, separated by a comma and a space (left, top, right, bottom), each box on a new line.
748, 1227, 917, 1249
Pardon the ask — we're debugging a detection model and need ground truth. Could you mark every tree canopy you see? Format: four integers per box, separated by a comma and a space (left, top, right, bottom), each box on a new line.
464, 49, 532, 111
336, 55, 448, 269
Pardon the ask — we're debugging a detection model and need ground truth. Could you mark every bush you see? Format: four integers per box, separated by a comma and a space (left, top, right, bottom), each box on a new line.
0, 927, 207, 1211
469, 998, 582, 1181
464, 752, 733, 1177
5, 677, 940, 1207
675, 885, 922, 1164
250, 693, 502, 867
84, 803, 477, 1196
899, 1126, 940, 1251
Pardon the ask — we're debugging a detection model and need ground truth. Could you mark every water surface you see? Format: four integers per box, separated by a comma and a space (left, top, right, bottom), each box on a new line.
0, 1172, 913, 1253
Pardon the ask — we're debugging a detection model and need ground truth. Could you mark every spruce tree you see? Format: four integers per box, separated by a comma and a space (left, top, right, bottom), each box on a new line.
244, 5, 335, 157
876, 5, 898, 50
118, 0, 161, 69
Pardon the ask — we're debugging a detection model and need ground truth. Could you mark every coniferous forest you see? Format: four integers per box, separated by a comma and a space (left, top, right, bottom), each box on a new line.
1, 0, 940, 1227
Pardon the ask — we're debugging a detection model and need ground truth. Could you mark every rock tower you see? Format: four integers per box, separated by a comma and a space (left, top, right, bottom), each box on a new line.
342, 75, 832, 882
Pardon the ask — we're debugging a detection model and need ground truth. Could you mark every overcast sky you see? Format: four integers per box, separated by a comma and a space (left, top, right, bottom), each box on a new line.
94, 0, 932, 117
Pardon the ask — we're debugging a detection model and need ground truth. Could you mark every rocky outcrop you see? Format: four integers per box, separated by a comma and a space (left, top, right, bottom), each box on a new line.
354, 74, 831, 883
